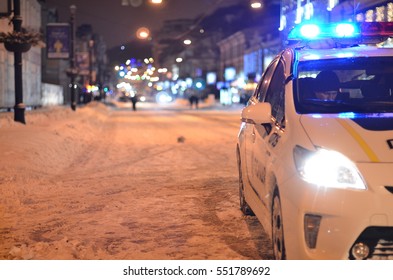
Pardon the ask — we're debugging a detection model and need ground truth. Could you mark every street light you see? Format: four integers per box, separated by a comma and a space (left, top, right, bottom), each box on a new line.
250, 0, 263, 9
69, 4, 77, 111
136, 27, 150, 40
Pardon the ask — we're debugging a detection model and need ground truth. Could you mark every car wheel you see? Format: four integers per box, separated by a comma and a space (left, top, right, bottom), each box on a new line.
272, 191, 286, 259
237, 151, 254, 216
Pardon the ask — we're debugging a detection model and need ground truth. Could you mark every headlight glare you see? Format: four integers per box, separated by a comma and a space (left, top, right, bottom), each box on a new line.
293, 146, 366, 190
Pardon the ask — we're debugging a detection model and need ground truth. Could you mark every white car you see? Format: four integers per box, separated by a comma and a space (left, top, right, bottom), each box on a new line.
236, 22, 393, 260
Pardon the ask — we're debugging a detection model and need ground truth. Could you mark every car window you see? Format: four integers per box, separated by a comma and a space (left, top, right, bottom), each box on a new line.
254, 58, 279, 102
295, 57, 393, 114
264, 60, 286, 125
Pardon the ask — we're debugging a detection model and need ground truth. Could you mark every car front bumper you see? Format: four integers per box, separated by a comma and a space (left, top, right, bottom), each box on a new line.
280, 162, 393, 260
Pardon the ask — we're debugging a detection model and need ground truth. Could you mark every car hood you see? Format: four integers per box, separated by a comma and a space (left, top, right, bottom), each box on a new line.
299, 114, 393, 163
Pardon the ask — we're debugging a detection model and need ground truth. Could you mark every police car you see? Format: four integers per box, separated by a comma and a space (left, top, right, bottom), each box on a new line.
236, 22, 393, 260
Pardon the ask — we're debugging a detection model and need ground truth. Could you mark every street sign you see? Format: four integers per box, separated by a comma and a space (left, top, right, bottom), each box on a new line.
46, 23, 70, 59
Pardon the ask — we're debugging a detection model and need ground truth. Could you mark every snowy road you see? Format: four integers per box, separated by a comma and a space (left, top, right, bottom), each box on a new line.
0, 101, 273, 260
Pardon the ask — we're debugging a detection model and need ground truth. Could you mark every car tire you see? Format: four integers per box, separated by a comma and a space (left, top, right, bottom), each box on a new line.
237, 149, 254, 216
272, 190, 286, 260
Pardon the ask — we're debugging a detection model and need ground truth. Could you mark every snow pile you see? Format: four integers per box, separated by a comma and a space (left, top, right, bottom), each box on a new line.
0, 103, 109, 175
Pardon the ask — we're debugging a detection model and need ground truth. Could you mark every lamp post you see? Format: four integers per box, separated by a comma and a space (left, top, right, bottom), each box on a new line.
69, 4, 77, 111
88, 39, 94, 87
12, 0, 25, 123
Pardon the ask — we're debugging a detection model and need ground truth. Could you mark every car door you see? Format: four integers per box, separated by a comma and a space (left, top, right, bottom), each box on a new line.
249, 57, 286, 211
243, 59, 279, 186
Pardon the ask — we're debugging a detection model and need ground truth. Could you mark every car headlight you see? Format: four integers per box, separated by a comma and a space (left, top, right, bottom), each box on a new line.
293, 145, 367, 190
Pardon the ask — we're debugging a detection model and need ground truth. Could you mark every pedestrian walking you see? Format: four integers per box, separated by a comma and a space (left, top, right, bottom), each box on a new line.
130, 95, 138, 111
186, 88, 199, 109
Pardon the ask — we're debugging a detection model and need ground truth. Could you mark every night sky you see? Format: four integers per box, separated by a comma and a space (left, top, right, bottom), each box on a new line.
44, 0, 242, 49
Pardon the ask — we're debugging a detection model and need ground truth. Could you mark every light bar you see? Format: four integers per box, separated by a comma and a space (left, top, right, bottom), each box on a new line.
336, 23, 356, 37
359, 22, 393, 37
288, 22, 393, 43
288, 22, 360, 41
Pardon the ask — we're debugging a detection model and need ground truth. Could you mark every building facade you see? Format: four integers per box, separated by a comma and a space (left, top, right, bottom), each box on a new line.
0, 0, 43, 109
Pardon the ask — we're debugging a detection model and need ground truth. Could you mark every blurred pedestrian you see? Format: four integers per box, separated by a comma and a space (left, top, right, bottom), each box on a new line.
130, 95, 138, 111
186, 88, 199, 109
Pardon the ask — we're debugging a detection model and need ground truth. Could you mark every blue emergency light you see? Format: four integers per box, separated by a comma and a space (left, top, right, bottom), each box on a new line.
288, 22, 360, 40
288, 22, 393, 43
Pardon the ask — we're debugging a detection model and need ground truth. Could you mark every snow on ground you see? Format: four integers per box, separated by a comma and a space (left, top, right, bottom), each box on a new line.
0, 101, 273, 260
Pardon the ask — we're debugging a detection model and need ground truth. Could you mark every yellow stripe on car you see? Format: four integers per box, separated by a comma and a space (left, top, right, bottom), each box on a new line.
337, 119, 379, 162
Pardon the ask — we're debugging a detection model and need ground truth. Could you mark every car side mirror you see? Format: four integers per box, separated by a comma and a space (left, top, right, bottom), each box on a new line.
241, 102, 272, 124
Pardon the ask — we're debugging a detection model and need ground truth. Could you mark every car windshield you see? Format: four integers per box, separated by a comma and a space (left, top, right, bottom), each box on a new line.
295, 57, 393, 114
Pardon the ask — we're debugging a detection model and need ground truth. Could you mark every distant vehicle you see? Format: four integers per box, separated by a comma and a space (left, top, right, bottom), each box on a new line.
237, 22, 393, 260
117, 92, 149, 103
117, 95, 129, 102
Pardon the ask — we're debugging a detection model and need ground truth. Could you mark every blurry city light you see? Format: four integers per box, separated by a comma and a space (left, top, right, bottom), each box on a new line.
116, 82, 132, 90
206, 72, 217, 85
176, 57, 183, 63
86, 84, 99, 93
250, 0, 263, 9
327, 0, 339, 11
186, 78, 193, 87
304, 3, 314, 20
136, 27, 150, 39
156, 91, 172, 103
183, 39, 192, 45
151, 0, 163, 4
231, 87, 240, 103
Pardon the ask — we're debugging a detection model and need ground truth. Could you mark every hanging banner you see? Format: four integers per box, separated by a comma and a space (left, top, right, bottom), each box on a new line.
46, 23, 70, 59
